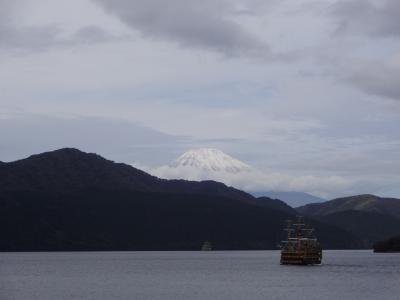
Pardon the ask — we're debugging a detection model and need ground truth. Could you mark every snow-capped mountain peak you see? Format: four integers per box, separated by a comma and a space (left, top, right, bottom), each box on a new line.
170, 148, 252, 173
151, 148, 332, 205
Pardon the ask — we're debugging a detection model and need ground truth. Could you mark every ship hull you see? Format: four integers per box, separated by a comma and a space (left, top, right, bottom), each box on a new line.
280, 251, 322, 265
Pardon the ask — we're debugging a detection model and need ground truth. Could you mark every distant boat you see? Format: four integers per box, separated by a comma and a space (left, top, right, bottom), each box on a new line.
201, 240, 212, 251
280, 216, 322, 265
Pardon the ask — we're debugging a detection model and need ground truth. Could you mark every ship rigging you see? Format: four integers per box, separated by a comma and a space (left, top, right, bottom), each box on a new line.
280, 216, 322, 265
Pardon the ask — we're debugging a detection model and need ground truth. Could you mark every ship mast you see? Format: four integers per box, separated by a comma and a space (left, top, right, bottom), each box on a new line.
293, 216, 305, 251
284, 220, 293, 240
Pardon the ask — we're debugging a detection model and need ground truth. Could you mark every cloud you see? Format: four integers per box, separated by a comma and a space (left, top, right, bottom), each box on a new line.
71, 25, 117, 44
331, 0, 400, 37
319, 0, 400, 101
0, 113, 184, 165
346, 63, 400, 101
0, 1, 117, 52
0, 25, 61, 52
0, 1, 59, 51
152, 162, 363, 199
93, 0, 271, 57
331, 53, 400, 101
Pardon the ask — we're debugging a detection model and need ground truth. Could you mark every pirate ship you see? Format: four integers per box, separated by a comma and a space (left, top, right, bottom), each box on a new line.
280, 216, 322, 265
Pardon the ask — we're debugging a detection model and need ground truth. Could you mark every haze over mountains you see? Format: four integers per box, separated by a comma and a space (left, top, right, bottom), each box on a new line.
252, 191, 325, 208
153, 148, 325, 207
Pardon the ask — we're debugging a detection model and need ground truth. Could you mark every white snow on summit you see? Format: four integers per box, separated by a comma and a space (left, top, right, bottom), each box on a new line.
153, 148, 253, 182
153, 147, 284, 189
171, 148, 252, 173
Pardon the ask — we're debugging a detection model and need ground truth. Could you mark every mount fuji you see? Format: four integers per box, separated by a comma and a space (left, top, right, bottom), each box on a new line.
154, 148, 252, 182
152, 148, 324, 206
171, 148, 252, 173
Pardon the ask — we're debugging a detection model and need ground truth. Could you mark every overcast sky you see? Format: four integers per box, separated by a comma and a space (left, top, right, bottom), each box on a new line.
1, 0, 399, 198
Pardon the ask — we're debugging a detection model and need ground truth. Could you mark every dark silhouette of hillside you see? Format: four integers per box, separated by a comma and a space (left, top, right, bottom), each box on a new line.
311, 210, 400, 247
297, 194, 400, 218
254, 197, 297, 215
297, 194, 400, 247
374, 236, 400, 252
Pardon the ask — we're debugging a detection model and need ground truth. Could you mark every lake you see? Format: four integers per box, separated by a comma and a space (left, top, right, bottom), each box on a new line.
1, 250, 399, 299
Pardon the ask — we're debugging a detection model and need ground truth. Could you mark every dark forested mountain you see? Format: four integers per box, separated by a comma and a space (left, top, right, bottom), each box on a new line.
374, 236, 400, 252
310, 210, 400, 247
0, 148, 360, 251
297, 194, 400, 219
297, 195, 400, 247
253, 197, 297, 215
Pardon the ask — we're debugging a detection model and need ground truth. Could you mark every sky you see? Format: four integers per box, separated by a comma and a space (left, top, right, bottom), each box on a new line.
0, 0, 399, 198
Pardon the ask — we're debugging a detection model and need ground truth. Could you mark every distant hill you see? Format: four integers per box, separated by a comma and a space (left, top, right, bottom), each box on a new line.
297, 194, 400, 247
374, 236, 400, 252
297, 194, 400, 219
251, 191, 325, 207
311, 210, 400, 247
0, 148, 360, 251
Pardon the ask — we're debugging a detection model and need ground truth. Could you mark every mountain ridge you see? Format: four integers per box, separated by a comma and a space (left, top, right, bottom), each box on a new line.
296, 194, 400, 247
312, 210, 400, 247
297, 194, 400, 219
0, 148, 253, 202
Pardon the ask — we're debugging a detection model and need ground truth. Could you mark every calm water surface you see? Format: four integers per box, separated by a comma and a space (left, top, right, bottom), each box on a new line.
1, 250, 399, 300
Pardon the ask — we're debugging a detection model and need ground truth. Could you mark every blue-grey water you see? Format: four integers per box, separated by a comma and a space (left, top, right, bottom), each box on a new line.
0, 250, 399, 300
